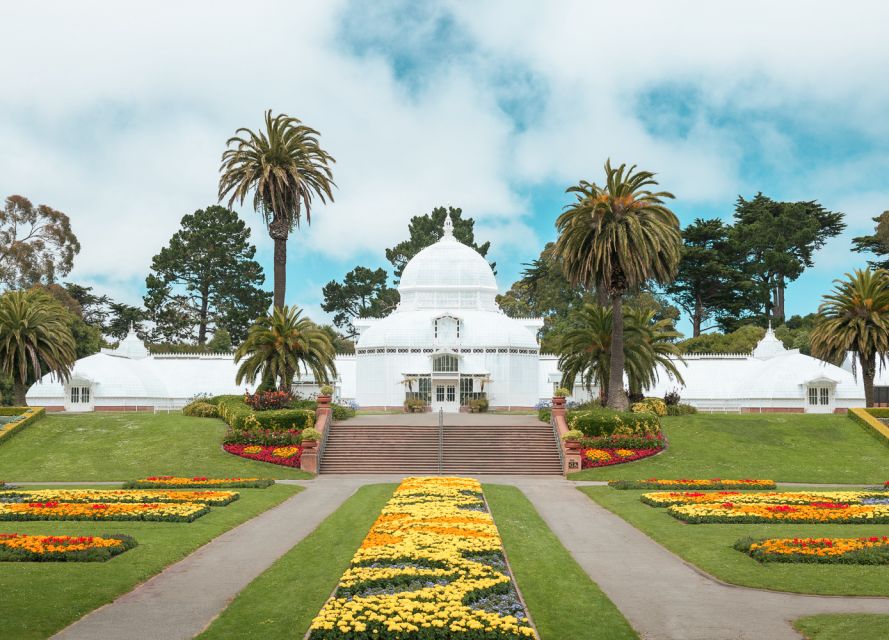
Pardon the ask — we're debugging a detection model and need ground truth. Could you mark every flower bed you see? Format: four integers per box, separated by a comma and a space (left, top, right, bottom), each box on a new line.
735, 536, 889, 564
0, 407, 45, 445
0, 489, 239, 506
223, 444, 302, 468
642, 490, 886, 508
0, 533, 137, 562
609, 478, 776, 490
668, 501, 889, 524
124, 476, 274, 489
0, 501, 209, 522
581, 447, 661, 468
308, 476, 537, 639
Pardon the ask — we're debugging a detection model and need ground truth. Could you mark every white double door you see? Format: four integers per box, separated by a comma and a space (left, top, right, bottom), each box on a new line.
432, 379, 459, 413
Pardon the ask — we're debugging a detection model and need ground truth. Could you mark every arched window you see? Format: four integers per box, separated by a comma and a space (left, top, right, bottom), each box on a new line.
433, 354, 459, 373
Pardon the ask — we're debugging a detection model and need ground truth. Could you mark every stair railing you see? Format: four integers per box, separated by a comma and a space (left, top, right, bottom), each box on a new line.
438, 408, 444, 475
551, 410, 565, 470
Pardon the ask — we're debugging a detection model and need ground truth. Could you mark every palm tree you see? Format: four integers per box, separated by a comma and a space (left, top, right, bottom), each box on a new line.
558, 304, 684, 402
219, 110, 336, 310
0, 289, 76, 405
235, 305, 337, 392
554, 160, 681, 409
810, 269, 889, 407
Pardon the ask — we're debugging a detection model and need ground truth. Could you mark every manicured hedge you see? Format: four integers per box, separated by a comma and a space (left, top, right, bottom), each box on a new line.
0, 407, 45, 446
568, 407, 660, 438
214, 396, 314, 431
849, 408, 889, 446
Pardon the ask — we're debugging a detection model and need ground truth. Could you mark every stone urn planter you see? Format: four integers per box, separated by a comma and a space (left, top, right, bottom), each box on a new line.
316, 395, 332, 406
552, 396, 566, 409
564, 439, 582, 451
301, 439, 318, 451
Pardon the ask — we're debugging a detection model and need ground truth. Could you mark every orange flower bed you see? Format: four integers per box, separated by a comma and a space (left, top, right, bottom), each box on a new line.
737, 536, 889, 563
125, 476, 274, 489
1, 488, 238, 506
0, 533, 136, 561
641, 490, 884, 508
0, 501, 208, 522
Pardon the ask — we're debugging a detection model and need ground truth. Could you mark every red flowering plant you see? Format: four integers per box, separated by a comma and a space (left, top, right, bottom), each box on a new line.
580, 447, 662, 468
223, 444, 302, 468
243, 390, 293, 411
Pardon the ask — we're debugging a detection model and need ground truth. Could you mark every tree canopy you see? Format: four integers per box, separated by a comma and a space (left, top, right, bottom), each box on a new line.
143, 205, 271, 344
321, 266, 399, 337
852, 210, 889, 270
0, 195, 80, 290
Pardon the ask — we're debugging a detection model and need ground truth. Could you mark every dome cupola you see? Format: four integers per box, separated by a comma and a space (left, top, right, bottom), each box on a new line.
397, 213, 498, 311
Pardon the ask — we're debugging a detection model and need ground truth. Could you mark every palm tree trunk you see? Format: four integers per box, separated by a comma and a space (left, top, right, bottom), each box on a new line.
269, 220, 289, 310
13, 382, 28, 406
861, 351, 876, 408
606, 293, 629, 410
595, 281, 609, 308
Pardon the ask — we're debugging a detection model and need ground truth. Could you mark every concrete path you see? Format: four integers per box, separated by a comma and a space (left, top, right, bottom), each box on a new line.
51, 477, 369, 640
515, 478, 889, 640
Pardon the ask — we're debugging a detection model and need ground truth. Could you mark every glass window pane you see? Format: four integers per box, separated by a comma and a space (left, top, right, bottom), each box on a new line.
436, 386, 445, 402
820, 388, 829, 405
82, 387, 90, 403
447, 385, 456, 402
808, 388, 817, 405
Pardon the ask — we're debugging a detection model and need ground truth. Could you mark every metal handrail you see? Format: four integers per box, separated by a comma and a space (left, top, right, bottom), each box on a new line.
551, 411, 565, 470
438, 408, 444, 475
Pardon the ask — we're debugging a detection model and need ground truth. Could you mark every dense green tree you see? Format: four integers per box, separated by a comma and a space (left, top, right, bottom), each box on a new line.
219, 111, 336, 310
731, 194, 845, 321
385, 207, 494, 281
558, 304, 683, 401
664, 218, 749, 337
0, 195, 80, 290
0, 289, 76, 405
36, 284, 101, 359
554, 160, 681, 409
677, 324, 764, 354
63, 283, 112, 329
811, 269, 889, 407
206, 328, 233, 352
851, 210, 889, 270
321, 266, 399, 337
144, 206, 271, 344
235, 305, 337, 391
319, 324, 355, 354
106, 303, 147, 341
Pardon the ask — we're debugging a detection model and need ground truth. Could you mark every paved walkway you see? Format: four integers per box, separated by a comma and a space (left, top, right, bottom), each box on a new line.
51, 477, 368, 640
515, 478, 889, 640
45, 475, 889, 640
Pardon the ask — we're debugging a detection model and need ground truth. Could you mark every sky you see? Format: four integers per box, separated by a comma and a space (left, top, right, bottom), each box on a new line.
3, 0, 889, 336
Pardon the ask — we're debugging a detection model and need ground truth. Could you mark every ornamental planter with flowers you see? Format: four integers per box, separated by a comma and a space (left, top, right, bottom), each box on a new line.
223, 444, 302, 468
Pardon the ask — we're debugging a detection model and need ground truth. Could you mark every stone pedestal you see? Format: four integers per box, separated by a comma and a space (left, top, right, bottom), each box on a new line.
564, 448, 582, 474
300, 440, 318, 474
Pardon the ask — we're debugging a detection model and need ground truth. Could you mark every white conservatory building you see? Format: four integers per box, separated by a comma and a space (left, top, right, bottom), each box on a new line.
26, 214, 868, 414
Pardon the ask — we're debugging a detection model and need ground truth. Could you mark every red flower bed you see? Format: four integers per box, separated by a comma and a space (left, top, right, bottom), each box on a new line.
581, 447, 661, 468
223, 443, 302, 468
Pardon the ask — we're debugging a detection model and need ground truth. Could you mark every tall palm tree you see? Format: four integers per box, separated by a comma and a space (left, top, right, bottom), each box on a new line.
219, 110, 336, 309
554, 160, 681, 409
558, 304, 684, 402
0, 289, 76, 405
235, 305, 337, 392
810, 269, 889, 407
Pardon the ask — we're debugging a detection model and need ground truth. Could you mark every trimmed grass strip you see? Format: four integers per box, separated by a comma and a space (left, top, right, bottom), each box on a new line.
794, 614, 889, 640
484, 484, 638, 640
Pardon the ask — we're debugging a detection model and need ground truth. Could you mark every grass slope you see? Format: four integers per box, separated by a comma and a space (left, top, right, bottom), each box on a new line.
198, 483, 396, 639
485, 484, 638, 640
570, 413, 889, 483
581, 486, 889, 596
0, 413, 311, 481
0, 483, 301, 640
794, 614, 889, 639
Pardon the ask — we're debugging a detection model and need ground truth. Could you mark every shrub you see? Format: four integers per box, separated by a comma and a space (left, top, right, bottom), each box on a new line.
404, 398, 427, 413
663, 389, 681, 406
538, 407, 552, 423
467, 397, 488, 413
666, 403, 698, 416
300, 427, 322, 441
568, 407, 660, 438
214, 396, 314, 431
319, 384, 334, 396
182, 401, 218, 418
561, 429, 583, 441
243, 390, 293, 411
223, 428, 302, 446
579, 432, 666, 450
331, 402, 356, 421
631, 398, 667, 417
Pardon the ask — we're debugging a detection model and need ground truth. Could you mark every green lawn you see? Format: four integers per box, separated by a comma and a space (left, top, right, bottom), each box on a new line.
199, 483, 397, 640
0, 483, 301, 639
570, 413, 889, 483
580, 486, 889, 596
794, 614, 889, 639
485, 485, 638, 640
0, 412, 311, 481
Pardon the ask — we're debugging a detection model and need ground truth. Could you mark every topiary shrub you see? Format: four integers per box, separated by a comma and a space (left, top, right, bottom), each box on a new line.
331, 402, 356, 420
568, 407, 660, 438
182, 401, 219, 418
631, 398, 667, 417
666, 403, 698, 416
214, 396, 314, 431
300, 427, 322, 441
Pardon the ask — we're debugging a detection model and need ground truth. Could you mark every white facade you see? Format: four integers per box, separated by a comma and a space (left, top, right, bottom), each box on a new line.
25, 218, 868, 414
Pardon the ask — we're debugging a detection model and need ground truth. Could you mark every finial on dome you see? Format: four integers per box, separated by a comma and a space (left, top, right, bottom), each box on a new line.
443, 211, 454, 238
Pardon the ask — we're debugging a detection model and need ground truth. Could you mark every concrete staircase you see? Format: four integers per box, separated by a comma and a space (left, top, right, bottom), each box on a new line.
319, 421, 563, 474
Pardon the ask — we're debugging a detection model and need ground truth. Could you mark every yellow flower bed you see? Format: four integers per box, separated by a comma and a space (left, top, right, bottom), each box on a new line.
308, 476, 537, 639
642, 490, 885, 508
0, 501, 209, 522
0, 533, 137, 561
125, 476, 273, 489
668, 501, 889, 524
0, 488, 239, 506
609, 478, 775, 490
737, 535, 889, 563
